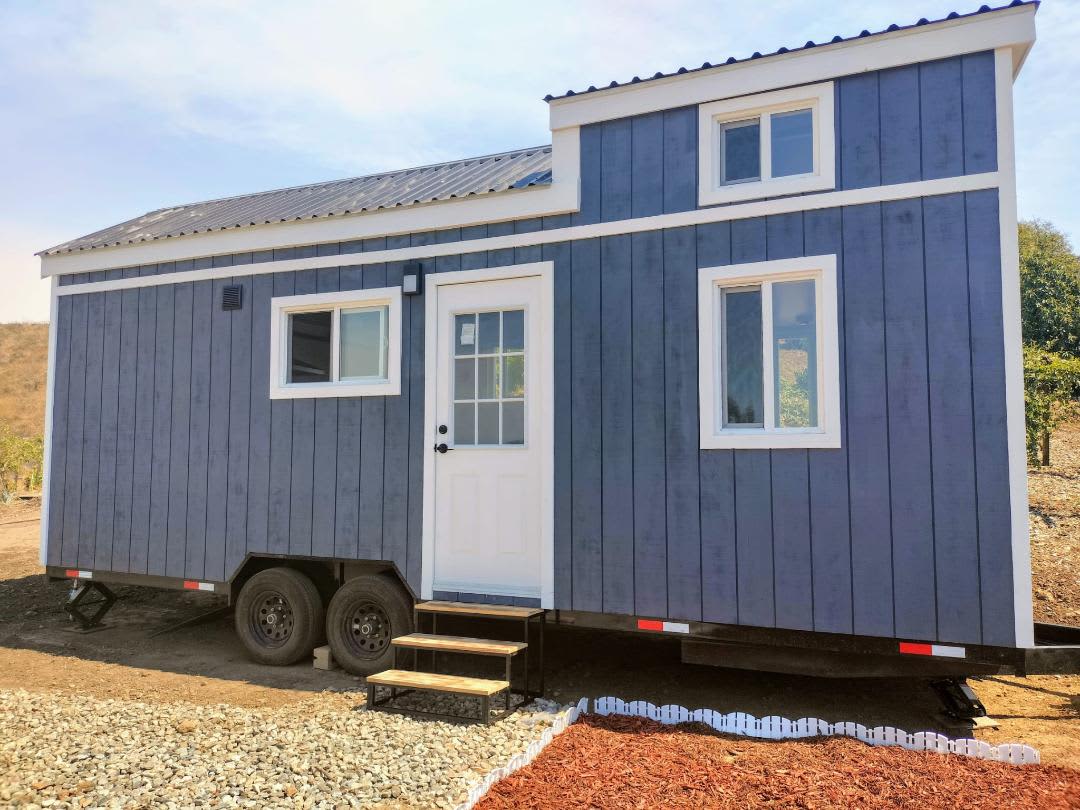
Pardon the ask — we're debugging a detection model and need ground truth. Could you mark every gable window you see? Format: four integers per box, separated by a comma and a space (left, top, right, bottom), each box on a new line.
270, 287, 402, 399
698, 256, 840, 449
699, 82, 834, 206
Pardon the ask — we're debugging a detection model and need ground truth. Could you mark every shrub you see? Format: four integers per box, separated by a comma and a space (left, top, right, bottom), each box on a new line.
1023, 347, 1080, 465
0, 425, 43, 502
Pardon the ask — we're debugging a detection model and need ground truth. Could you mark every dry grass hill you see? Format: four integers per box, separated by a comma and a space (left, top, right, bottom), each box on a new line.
0, 322, 48, 438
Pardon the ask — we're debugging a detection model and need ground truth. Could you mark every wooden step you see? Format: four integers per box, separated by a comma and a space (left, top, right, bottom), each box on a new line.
415, 600, 544, 619
391, 633, 527, 657
366, 669, 509, 697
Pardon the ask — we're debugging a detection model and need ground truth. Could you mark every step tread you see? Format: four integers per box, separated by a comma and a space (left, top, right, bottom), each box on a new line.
415, 600, 544, 619
367, 669, 510, 696
392, 633, 527, 656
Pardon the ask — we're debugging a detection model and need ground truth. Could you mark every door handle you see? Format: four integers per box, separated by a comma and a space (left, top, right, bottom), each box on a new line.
434, 443, 452, 454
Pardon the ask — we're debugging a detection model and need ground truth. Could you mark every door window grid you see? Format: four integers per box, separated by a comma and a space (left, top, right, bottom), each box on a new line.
453, 309, 525, 446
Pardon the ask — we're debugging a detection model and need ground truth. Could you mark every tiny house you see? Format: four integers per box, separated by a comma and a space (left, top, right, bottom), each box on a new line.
39, 3, 1066, 682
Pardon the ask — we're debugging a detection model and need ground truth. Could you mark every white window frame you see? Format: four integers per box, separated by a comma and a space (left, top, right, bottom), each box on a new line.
698, 82, 835, 207
698, 255, 840, 449
269, 287, 402, 399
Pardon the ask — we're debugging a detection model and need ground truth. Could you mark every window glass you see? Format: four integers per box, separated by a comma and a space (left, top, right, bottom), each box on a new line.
722, 288, 763, 426
772, 280, 818, 428
452, 308, 525, 446
721, 119, 760, 184
770, 109, 814, 178
288, 311, 332, 383
340, 306, 387, 380
455, 314, 476, 356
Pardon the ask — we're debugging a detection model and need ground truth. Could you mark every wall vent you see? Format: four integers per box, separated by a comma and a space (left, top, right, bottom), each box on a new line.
221, 284, 243, 311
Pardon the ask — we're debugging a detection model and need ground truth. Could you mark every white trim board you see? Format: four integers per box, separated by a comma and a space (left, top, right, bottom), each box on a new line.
548, 5, 1037, 129
55, 172, 1001, 296
995, 47, 1034, 649
40, 129, 581, 278
420, 262, 556, 609
39, 276, 59, 565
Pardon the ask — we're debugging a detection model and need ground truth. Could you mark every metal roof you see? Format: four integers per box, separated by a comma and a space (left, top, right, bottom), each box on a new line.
42, 146, 552, 256
543, 1, 1037, 102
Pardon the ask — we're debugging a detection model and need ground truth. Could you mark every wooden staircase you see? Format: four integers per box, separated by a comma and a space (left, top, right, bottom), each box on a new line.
365, 600, 545, 724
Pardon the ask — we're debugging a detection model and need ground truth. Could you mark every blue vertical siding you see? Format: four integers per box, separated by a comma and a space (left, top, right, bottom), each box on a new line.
46, 52, 1017, 646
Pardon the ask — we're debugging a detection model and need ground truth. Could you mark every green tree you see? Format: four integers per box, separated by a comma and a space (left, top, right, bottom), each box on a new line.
1020, 220, 1080, 464
0, 425, 42, 502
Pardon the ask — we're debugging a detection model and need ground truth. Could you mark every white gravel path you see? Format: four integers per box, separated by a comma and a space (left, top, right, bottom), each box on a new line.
0, 688, 569, 809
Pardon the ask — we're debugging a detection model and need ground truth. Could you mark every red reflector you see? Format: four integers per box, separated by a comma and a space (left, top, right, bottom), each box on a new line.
64, 569, 79, 578
637, 619, 664, 631
183, 581, 199, 590
899, 642, 933, 656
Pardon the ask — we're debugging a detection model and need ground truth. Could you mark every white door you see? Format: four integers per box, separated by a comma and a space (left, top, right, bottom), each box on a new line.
432, 274, 546, 600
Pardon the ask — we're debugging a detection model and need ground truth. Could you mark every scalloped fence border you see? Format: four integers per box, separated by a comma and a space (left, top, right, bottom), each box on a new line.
452, 697, 589, 810
451, 695, 1040, 810
591, 696, 1041, 765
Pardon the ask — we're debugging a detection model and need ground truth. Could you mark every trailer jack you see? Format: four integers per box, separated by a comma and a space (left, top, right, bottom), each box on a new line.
65, 580, 116, 631
930, 678, 988, 722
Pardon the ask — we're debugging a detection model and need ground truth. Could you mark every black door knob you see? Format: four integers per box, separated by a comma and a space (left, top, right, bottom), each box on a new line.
434, 443, 451, 454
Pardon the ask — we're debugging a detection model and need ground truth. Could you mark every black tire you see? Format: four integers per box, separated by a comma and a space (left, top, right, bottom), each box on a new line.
234, 567, 325, 666
325, 574, 412, 675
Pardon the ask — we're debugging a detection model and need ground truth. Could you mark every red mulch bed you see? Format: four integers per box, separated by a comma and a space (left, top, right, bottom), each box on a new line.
476, 714, 1080, 809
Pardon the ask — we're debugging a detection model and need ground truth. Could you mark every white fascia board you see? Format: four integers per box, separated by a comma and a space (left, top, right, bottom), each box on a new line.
40, 128, 581, 279
548, 6, 1037, 130
54, 172, 1001, 298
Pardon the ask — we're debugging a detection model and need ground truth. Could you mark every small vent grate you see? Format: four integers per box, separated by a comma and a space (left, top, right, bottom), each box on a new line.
221, 284, 243, 311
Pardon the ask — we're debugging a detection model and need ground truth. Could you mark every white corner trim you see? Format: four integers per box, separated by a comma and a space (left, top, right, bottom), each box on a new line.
698, 82, 835, 207
590, 697, 1040, 765
268, 286, 402, 399
698, 255, 840, 450
548, 5, 1037, 129
53, 173, 1000, 297
995, 47, 1034, 649
39, 276, 59, 565
420, 262, 556, 609
39, 127, 582, 279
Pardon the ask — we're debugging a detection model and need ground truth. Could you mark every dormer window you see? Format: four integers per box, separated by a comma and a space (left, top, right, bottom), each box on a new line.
699, 82, 835, 206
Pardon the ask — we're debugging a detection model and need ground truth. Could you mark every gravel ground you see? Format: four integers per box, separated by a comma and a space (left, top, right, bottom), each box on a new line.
0, 688, 568, 809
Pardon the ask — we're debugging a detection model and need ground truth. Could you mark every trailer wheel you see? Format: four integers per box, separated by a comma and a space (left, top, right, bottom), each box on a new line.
234, 568, 325, 666
325, 574, 412, 675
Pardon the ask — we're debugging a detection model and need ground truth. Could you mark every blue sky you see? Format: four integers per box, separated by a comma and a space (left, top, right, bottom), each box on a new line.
1, 0, 1075, 322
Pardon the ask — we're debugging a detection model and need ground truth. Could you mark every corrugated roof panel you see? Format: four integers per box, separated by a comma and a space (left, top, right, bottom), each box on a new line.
542, 1, 1037, 102
42, 146, 553, 255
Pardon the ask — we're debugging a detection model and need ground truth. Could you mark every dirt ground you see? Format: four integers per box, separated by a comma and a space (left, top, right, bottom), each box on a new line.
1030, 421, 1080, 625
1, 511, 1079, 775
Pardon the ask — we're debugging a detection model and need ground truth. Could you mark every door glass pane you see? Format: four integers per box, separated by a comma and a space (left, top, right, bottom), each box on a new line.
454, 402, 475, 445
455, 314, 476, 356
502, 310, 524, 351
288, 311, 332, 383
477, 402, 500, 445
721, 118, 760, 184
502, 402, 524, 445
450, 307, 527, 447
476, 357, 499, 399
339, 306, 387, 380
771, 108, 814, 178
454, 358, 475, 400
772, 279, 818, 428
722, 288, 763, 426
502, 355, 525, 398
477, 311, 500, 354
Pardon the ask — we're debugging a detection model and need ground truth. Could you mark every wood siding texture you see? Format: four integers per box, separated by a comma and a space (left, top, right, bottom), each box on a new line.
46, 55, 1015, 645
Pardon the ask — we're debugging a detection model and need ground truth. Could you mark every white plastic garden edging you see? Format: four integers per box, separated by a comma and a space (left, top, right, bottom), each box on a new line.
592, 696, 1041, 765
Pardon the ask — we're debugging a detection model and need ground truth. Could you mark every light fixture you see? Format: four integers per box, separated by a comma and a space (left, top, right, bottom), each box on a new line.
402, 261, 423, 295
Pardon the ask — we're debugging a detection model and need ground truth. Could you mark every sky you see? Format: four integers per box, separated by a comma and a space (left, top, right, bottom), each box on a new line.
0, 0, 1076, 323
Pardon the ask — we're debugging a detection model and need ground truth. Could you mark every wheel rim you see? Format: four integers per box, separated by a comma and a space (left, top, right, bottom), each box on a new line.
249, 590, 295, 648
344, 601, 391, 658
